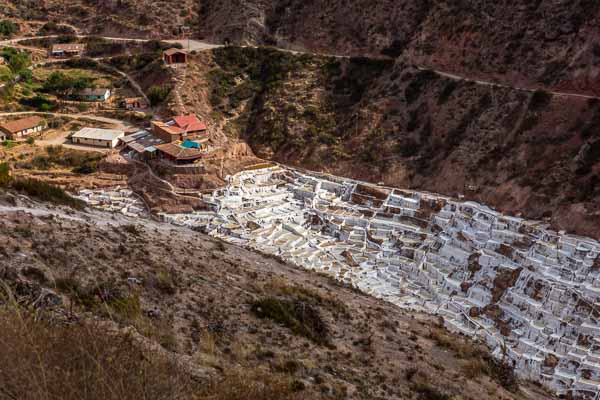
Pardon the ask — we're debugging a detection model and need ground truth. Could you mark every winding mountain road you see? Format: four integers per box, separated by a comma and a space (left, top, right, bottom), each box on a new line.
2, 34, 599, 103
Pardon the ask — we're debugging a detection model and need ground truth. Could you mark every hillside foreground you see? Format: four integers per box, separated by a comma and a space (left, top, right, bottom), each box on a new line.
0, 189, 554, 400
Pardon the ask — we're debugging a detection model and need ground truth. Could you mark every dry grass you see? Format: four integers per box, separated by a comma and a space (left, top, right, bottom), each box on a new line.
197, 369, 304, 400
429, 327, 518, 392
0, 301, 308, 400
0, 305, 196, 400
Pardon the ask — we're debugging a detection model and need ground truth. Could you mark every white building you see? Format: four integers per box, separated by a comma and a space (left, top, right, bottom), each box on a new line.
71, 127, 125, 148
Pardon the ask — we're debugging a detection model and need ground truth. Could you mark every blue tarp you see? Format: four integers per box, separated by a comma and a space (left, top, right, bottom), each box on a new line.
181, 140, 201, 149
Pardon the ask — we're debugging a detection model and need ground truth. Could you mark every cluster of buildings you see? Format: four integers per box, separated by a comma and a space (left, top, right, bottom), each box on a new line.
119, 114, 211, 164
0, 113, 210, 163
149, 114, 209, 164
154, 165, 600, 398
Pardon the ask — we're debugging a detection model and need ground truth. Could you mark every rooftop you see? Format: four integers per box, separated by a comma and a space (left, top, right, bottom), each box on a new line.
52, 43, 86, 52
155, 142, 204, 160
0, 116, 45, 133
172, 115, 207, 132
72, 127, 125, 141
164, 48, 187, 56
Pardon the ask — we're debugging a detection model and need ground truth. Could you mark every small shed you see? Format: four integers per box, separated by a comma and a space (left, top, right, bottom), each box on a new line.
78, 88, 111, 102
164, 48, 188, 64
122, 97, 148, 110
51, 43, 86, 57
71, 127, 125, 148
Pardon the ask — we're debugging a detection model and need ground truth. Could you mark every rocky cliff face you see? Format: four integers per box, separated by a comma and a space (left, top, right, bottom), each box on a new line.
196, 0, 600, 94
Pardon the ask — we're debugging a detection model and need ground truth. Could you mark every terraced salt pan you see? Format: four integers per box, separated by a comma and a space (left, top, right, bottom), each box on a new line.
81, 166, 600, 397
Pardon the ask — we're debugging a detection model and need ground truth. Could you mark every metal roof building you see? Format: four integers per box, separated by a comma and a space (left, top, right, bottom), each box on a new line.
71, 127, 125, 148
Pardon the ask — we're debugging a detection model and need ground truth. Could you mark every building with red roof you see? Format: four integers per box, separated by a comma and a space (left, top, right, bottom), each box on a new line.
151, 114, 207, 143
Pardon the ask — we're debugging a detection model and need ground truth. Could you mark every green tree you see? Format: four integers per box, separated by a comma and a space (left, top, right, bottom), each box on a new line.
43, 71, 93, 95
0, 47, 30, 73
0, 20, 18, 37
147, 86, 170, 106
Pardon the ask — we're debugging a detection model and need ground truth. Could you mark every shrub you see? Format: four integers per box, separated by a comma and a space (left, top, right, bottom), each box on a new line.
0, 20, 18, 37
11, 178, 85, 209
251, 297, 328, 344
438, 80, 458, 105
43, 71, 94, 95
529, 89, 552, 111
148, 86, 171, 106
0, 162, 10, 186
37, 22, 76, 35
25, 137, 35, 145
0, 47, 30, 73
20, 95, 57, 111
405, 70, 438, 104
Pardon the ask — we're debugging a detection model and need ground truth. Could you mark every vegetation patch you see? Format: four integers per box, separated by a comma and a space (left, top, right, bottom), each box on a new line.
251, 297, 329, 345
0, 20, 18, 37
11, 178, 85, 209
22, 145, 104, 174
429, 327, 518, 392
0, 303, 197, 400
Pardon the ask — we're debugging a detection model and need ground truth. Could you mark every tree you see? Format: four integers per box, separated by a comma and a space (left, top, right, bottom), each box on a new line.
43, 71, 93, 96
0, 20, 18, 37
147, 86, 171, 106
0, 47, 31, 73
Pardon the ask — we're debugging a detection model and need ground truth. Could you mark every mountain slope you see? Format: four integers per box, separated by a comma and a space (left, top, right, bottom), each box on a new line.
2, 1, 600, 94
0, 190, 553, 400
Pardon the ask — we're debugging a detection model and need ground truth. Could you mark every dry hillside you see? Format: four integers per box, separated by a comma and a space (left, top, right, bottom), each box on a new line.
3, 1, 600, 94
0, 189, 555, 400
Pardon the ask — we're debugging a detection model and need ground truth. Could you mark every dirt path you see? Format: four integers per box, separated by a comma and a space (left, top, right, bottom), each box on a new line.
4, 33, 596, 101
0, 111, 133, 130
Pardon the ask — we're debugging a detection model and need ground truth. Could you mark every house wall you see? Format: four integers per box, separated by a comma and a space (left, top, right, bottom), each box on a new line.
83, 91, 110, 102
73, 136, 121, 148
152, 124, 179, 143
165, 53, 187, 64
11, 125, 44, 139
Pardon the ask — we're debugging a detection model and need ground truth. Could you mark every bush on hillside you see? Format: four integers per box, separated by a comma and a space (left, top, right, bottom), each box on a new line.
148, 86, 171, 106
37, 22, 76, 35
0, 20, 18, 37
20, 95, 57, 112
11, 178, 85, 209
251, 297, 328, 345
0, 162, 10, 186
43, 71, 94, 95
